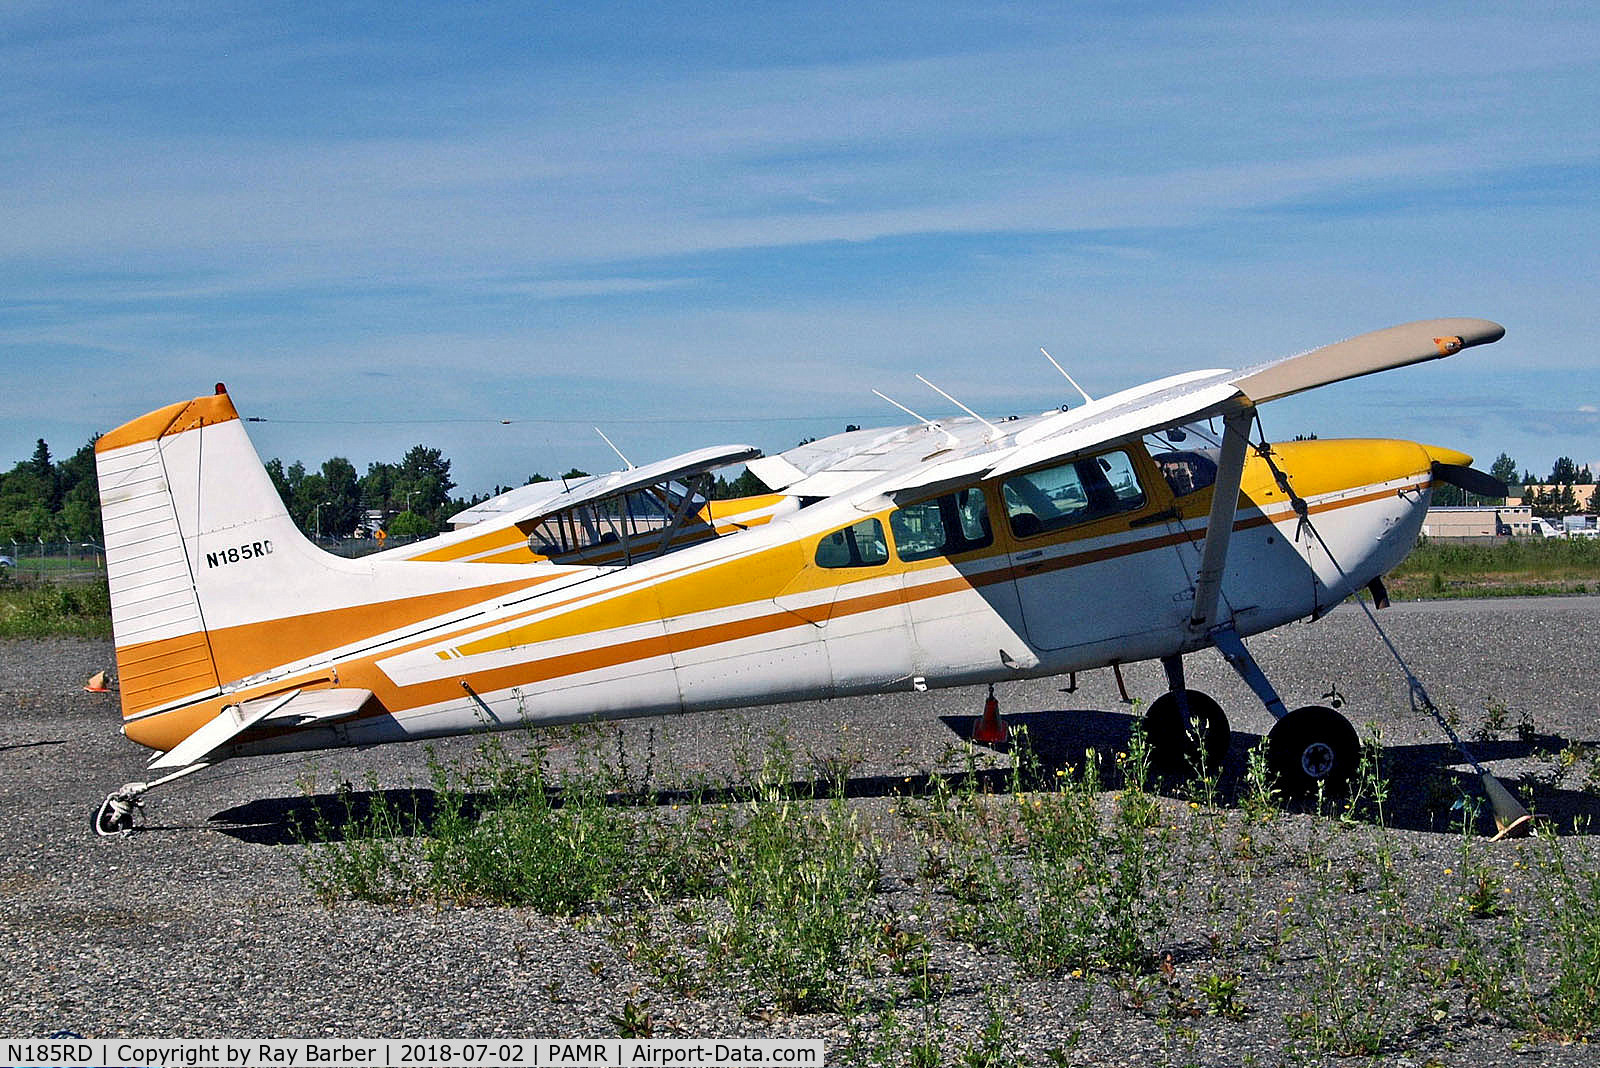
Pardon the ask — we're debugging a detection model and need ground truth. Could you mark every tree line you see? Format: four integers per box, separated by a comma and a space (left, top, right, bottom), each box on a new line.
0, 434, 479, 544
0, 434, 777, 548
266, 445, 465, 539
0, 439, 101, 545
2, 435, 1592, 548
1517, 456, 1598, 520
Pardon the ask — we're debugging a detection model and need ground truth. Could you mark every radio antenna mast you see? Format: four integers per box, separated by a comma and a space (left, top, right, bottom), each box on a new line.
1041, 347, 1095, 404
594, 427, 635, 470
873, 389, 960, 448
915, 374, 1002, 440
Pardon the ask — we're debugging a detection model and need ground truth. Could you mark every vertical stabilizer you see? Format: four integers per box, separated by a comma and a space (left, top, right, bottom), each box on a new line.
95, 387, 555, 736
94, 388, 302, 719
95, 393, 244, 717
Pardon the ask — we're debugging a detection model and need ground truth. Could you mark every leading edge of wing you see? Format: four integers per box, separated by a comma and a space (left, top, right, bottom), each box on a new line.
1228, 317, 1505, 405
881, 316, 1505, 495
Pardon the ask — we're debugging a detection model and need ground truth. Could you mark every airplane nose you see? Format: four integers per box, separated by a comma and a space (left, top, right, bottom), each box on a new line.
1418, 444, 1474, 469
1419, 443, 1510, 499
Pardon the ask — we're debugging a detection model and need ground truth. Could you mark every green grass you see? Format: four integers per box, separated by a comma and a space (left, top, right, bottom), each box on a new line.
0, 578, 112, 638
1387, 536, 1600, 599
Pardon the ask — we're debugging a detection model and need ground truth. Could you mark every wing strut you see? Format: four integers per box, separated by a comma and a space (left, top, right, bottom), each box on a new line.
1187, 408, 1253, 633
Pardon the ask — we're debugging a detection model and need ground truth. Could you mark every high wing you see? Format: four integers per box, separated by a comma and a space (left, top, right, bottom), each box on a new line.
446, 443, 763, 530
385, 443, 764, 567
750, 318, 1505, 503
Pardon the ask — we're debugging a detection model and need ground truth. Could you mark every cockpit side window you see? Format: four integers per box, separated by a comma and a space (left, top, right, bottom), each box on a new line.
1002, 449, 1146, 538
815, 518, 890, 568
890, 488, 993, 562
1151, 449, 1220, 498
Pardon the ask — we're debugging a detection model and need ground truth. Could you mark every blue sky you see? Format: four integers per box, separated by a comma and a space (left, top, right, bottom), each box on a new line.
3, 1, 1597, 494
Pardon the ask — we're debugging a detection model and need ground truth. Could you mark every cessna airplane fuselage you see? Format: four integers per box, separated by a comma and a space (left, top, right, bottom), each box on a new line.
90, 317, 1506, 831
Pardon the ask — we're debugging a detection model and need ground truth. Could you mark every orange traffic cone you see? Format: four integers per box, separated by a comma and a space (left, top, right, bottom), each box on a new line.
84, 670, 111, 693
972, 684, 1008, 745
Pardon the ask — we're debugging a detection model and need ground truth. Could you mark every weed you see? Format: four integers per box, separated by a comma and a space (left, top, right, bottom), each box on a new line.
1473, 698, 1510, 743
1239, 740, 1279, 824
922, 730, 1178, 978
704, 785, 886, 1013
1523, 831, 1600, 1038
607, 994, 653, 1038
1339, 729, 1390, 827
1195, 969, 1246, 1019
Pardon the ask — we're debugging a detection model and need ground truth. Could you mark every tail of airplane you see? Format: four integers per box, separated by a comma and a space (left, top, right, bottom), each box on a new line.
94, 385, 330, 721
94, 385, 539, 744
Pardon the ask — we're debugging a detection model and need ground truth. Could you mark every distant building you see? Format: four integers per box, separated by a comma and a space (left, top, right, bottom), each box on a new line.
1507, 484, 1599, 510
1422, 505, 1531, 539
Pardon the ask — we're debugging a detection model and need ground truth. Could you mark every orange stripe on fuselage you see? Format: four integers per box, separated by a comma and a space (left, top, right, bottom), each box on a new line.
117, 575, 559, 721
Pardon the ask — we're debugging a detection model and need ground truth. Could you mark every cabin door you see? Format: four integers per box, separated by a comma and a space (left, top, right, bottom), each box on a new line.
1001, 448, 1194, 652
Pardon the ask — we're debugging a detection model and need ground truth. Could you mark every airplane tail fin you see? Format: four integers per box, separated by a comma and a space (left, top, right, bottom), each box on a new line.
93, 385, 308, 720
95, 386, 548, 746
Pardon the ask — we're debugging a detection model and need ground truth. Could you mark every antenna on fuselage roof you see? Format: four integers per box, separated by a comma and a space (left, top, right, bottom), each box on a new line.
915, 374, 1003, 441
594, 427, 635, 470
1040, 347, 1095, 405
872, 389, 961, 448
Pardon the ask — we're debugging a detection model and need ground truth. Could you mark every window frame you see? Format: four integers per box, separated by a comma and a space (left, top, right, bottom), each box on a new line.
814, 517, 891, 569
889, 487, 994, 563
1001, 448, 1149, 540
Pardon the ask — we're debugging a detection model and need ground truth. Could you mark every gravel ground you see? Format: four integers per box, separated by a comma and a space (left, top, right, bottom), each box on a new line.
3, 596, 1600, 1065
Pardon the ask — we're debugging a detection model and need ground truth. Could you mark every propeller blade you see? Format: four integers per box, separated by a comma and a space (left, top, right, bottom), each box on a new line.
1432, 462, 1507, 499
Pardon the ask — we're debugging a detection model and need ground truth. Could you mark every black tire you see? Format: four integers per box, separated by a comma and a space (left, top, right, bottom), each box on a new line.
1266, 705, 1361, 797
1143, 689, 1230, 776
91, 796, 134, 837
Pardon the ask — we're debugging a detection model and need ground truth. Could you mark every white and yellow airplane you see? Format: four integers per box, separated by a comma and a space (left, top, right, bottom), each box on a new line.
90, 317, 1506, 835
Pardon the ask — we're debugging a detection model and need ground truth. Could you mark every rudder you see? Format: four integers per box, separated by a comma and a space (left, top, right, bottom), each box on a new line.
94, 386, 304, 719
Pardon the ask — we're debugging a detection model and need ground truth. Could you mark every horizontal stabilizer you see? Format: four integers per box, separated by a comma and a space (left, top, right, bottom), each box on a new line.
147, 688, 374, 770
147, 691, 298, 771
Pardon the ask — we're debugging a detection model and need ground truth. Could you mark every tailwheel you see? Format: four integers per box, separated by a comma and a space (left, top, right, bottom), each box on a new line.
1143, 689, 1230, 776
1266, 705, 1361, 797
91, 787, 145, 837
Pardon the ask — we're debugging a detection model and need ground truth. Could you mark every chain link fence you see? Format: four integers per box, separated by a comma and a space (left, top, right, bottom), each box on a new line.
0, 535, 435, 584
0, 542, 108, 583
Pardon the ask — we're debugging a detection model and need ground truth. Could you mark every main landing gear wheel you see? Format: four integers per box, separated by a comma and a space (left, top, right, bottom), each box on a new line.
1267, 705, 1361, 797
1143, 689, 1230, 776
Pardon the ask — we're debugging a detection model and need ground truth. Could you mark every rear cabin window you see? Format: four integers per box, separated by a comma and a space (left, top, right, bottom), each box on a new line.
815, 518, 890, 568
1002, 450, 1146, 538
890, 488, 993, 562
